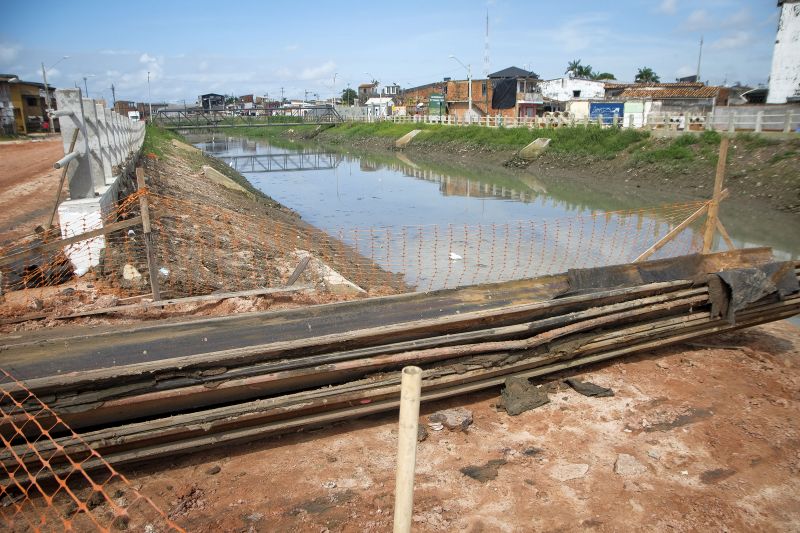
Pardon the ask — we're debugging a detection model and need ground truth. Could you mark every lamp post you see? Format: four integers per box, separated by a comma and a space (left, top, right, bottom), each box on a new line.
82, 74, 95, 98
41, 56, 69, 129
449, 55, 472, 122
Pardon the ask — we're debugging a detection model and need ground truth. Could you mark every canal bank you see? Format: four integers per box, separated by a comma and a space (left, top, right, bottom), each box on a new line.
229, 123, 800, 216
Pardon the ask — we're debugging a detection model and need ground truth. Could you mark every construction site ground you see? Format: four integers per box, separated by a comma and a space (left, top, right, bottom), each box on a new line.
2, 138, 800, 531
117, 320, 800, 532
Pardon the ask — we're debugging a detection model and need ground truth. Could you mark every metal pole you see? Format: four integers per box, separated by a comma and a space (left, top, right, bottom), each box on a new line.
467, 63, 473, 123
41, 62, 52, 130
83, 76, 89, 97
147, 71, 153, 123
393, 366, 422, 533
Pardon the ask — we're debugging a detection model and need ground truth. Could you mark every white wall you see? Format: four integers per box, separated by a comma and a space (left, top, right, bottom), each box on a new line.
768, 1, 800, 104
538, 78, 606, 102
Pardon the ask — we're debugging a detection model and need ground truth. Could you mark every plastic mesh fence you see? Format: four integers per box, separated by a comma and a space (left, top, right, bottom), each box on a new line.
0, 189, 709, 304
0, 369, 184, 532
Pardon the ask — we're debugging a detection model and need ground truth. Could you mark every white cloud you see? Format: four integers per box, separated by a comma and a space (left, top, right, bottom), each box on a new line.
284, 44, 299, 52
299, 61, 336, 81
722, 8, 751, 28
658, 0, 677, 15
684, 9, 712, 31
99, 49, 137, 56
711, 31, 754, 50
675, 65, 695, 78
0, 43, 21, 63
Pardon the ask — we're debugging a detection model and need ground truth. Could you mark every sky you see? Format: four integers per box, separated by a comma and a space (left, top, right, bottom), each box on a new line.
0, 0, 780, 105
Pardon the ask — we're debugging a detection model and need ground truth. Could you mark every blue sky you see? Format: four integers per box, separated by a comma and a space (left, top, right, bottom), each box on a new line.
0, 0, 779, 104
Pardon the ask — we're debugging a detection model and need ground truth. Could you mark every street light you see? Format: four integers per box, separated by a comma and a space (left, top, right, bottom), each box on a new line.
449, 55, 473, 122
82, 74, 95, 98
41, 55, 69, 128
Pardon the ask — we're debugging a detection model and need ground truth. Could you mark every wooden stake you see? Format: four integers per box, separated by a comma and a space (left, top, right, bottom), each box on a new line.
702, 137, 729, 253
135, 168, 161, 301
716, 219, 736, 250
393, 366, 421, 533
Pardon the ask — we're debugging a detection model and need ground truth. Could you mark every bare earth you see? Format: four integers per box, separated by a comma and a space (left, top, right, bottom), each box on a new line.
117, 321, 800, 532
0, 138, 65, 244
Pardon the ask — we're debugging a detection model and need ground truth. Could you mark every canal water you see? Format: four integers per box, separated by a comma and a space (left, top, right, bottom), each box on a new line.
194, 135, 799, 296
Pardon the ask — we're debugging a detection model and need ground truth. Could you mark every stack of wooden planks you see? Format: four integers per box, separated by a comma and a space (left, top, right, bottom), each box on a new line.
1, 248, 798, 476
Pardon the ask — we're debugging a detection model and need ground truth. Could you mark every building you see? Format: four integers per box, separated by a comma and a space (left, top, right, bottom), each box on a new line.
0, 74, 56, 134
768, 0, 800, 103
136, 102, 168, 121
358, 83, 378, 104
538, 77, 606, 102
444, 67, 540, 120
113, 100, 137, 117
604, 82, 728, 113
364, 97, 394, 118
200, 93, 225, 111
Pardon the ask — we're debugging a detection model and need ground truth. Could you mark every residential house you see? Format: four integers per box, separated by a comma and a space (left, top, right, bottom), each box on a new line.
364, 97, 394, 118
0, 74, 56, 134
358, 83, 378, 104
604, 82, 728, 113
400, 81, 448, 113
444, 66, 540, 121
538, 77, 605, 102
200, 93, 225, 111
113, 100, 138, 117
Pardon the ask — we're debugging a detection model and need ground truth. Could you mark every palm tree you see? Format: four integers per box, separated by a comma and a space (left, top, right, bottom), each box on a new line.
565, 59, 582, 77
635, 67, 660, 83
592, 72, 616, 80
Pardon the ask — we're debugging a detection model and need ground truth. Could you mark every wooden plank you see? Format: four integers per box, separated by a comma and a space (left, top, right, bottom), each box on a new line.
716, 219, 736, 250
135, 168, 160, 301
702, 137, 729, 253
286, 256, 312, 286
634, 203, 709, 262
55, 284, 313, 319
0, 216, 142, 268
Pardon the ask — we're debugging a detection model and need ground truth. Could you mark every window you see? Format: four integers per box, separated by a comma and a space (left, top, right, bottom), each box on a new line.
482, 81, 487, 96
25, 96, 38, 107
573, 90, 581, 97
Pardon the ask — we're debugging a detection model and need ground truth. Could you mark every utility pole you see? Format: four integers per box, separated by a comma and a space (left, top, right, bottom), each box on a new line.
696, 36, 703, 82
110, 83, 116, 107
147, 71, 153, 123
449, 55, 473, 122
280, 86, 284, 103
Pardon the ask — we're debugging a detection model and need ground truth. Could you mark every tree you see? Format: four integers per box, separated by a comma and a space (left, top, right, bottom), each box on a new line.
565, 59, 583, 77
592, 72, 616, 80
341, 88, 357, 106
635, 67, 660, 83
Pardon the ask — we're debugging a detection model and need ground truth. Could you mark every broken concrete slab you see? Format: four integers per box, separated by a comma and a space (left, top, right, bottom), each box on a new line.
395, 129, 422, 149
614, 453, 647, 476
428, 407, 473, 431
517, 138, 551, 160
202, 165, 252, 196
549, 462, 589, 481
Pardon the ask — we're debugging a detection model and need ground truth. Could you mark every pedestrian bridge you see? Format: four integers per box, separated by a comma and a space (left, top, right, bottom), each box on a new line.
155, 105, 343, 130
218, 152, 342, 173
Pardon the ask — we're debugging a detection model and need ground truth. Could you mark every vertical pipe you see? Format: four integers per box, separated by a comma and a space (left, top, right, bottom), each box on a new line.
393, 366, 422, 533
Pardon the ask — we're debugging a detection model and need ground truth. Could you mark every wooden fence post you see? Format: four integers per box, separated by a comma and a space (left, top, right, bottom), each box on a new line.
135, 167, 161, 301
702, 137, 729, 253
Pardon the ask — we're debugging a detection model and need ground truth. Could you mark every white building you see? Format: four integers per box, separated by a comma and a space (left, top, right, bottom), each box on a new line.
538, 77, 606, 102
768, 0, 800, 104
365, 97, 394, 119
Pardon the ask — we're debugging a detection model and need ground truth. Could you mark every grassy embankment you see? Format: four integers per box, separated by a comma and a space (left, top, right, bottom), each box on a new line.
141, 124, 276, 205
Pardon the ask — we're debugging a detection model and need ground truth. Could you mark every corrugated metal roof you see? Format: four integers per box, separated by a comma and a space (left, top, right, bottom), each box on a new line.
618, 86, 722, 98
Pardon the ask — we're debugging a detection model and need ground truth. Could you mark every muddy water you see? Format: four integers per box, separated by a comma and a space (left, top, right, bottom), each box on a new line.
196, 135, 799, 258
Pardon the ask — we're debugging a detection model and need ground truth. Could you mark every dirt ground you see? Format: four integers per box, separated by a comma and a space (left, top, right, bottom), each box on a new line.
0, 137, 65, 244
105, 320, 800, 533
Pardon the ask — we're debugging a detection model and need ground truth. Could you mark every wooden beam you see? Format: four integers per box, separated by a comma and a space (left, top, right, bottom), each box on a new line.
286, 256, 312, 286
702, 137, 729, 253
135, 168, 161, 301
0, 216, 143, 268
634, 203, 709, 262
716, 219, 736, 250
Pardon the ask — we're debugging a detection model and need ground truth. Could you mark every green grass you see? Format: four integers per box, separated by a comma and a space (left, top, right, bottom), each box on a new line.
768, 149, 798, 164
142, 124, 181, 158
631, 130, 722, 166
734, 132, 780, 148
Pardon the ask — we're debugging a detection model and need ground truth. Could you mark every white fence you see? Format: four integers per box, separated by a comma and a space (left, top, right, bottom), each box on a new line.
52, 88, 146, 276
345, 107, 799, 134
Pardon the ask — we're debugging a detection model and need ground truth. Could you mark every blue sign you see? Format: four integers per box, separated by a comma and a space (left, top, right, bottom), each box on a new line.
589, 102, 624, 125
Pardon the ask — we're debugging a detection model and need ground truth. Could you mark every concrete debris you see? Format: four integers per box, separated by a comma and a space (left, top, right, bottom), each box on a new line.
417, 424, 429, 442
123, 264, 142, 280
428, 422, 444, 431
614, 453, 648, 476
549, 462, 590, 481
428, 407, 473, 431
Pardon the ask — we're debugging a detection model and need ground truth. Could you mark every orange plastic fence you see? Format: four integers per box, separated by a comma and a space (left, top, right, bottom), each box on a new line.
0, 369, 184, 532
0, 189, 710, 304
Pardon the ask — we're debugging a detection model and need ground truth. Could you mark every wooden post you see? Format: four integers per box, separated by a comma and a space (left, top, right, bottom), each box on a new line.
135, 167, 161, 301
393, 366, 422, 533
702, 137, 729, 253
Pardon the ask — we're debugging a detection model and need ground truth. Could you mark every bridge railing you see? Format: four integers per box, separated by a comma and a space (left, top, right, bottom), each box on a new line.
155, 106, 343, 130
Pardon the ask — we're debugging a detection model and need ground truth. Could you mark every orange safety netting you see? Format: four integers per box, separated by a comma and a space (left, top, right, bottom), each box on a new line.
0, 369, 183, 532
